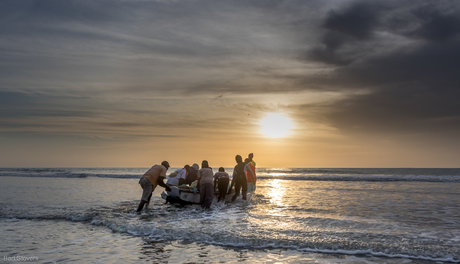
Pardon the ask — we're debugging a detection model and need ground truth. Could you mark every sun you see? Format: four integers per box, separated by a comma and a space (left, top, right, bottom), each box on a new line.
259, 113, 294, 138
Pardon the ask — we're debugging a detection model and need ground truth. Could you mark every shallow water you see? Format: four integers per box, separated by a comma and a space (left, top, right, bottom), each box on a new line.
1, 171, 459, 263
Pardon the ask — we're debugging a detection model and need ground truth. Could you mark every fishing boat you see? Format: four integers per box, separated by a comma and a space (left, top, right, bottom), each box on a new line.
161, 185, 254, 205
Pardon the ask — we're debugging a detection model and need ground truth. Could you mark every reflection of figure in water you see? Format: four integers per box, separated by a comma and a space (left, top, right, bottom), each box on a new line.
214, 167, 230, 202
137, 161, 172, 213
197, 160, 214, 209
229, 155, 249, 202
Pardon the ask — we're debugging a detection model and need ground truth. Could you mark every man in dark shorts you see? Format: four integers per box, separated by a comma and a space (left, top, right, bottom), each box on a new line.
228, 155, 248, 202
137, 161, 172, 213
214, 167, 230, 202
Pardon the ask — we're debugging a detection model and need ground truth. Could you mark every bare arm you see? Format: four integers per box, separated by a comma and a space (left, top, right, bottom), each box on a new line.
197, 170, 201, 189
213, 173, 218, 190
178, 169, 186, 185
157, 176, 171, 192
228, 168, 237, 194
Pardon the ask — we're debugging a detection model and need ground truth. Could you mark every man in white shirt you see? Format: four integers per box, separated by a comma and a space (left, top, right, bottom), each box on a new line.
166, 165, 190, 186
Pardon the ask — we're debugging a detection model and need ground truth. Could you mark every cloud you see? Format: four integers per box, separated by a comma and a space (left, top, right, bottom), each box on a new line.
0, 91, 95, 118
323, 2, 383, 40
1, 0, 459, 149
410, 7, 460, 42
323, 85, 460, 135
296, 1, 460, 137
305, 2, 387, 66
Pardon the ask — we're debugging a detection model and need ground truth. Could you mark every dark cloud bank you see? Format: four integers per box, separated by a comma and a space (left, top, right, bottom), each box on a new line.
302, 1, 460, 137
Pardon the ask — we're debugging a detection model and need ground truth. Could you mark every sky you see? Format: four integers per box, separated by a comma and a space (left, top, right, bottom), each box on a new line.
1, 0, 459, 168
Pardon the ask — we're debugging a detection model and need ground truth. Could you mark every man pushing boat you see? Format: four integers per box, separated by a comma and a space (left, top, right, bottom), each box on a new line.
136, 161, 172, 213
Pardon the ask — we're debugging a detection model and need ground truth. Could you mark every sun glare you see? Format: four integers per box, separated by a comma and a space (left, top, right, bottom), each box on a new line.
259, 113, 294, 138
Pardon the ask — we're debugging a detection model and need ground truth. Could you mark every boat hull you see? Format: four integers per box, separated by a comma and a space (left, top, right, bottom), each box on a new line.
161, 186, 253, 205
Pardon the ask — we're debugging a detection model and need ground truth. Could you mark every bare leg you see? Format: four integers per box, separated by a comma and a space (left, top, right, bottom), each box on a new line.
137, 200, 147, 212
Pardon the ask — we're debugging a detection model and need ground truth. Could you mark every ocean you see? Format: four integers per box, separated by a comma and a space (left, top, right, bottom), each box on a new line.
0, 168, 459, 263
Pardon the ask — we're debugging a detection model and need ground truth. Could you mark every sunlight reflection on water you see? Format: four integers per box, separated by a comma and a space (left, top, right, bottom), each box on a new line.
267, 172, 289, 177
267, 179, 285, 206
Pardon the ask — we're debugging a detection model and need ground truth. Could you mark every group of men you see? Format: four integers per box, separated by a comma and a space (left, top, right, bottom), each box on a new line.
229, 153, 256, 202
164, 163, 202, 187
136, 153, 257, 212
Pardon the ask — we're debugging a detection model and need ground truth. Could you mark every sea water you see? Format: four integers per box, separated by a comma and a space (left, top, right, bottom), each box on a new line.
0, 168, 459, 263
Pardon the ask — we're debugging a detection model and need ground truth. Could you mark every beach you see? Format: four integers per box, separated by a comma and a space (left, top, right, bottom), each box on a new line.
1, 168, 459, 263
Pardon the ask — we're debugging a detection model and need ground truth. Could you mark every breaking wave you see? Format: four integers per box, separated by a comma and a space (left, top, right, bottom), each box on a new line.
1, 199, 459, 263
1, 168, 459, 182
